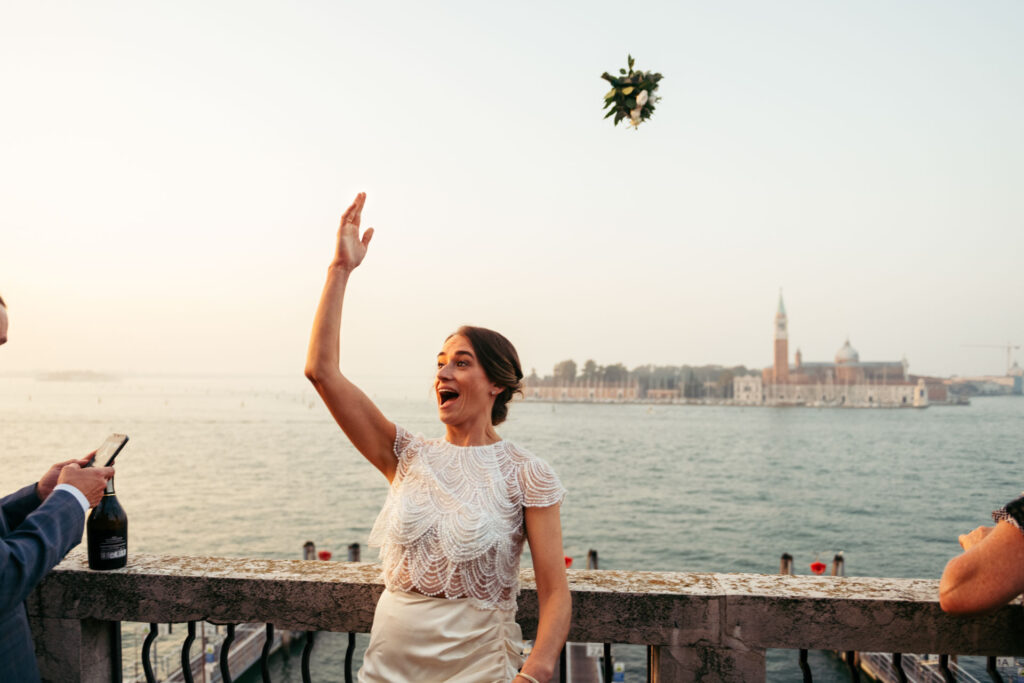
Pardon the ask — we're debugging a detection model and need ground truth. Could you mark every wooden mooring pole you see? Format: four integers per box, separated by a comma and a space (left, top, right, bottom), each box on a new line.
779, 552, 794, 575
831, 552, 845, 577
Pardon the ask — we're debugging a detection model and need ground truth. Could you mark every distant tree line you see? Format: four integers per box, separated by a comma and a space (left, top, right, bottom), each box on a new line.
525, 360, 758, 399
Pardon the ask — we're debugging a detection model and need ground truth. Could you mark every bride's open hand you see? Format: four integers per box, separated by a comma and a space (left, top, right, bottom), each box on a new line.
332, 192, 374, 271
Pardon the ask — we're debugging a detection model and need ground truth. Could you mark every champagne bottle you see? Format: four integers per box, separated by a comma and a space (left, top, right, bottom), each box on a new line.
87, 475, 128, 570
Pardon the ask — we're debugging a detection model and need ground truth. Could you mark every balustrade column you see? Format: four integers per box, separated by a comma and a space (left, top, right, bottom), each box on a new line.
30, 615, 118, 682
655, 640, 766, 682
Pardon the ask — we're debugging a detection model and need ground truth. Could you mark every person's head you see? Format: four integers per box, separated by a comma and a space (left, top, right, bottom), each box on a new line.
435, 326, 523, 427
0, 294, 7, 346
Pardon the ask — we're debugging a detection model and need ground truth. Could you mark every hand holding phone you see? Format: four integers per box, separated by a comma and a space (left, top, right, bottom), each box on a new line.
90, 433, 129, 468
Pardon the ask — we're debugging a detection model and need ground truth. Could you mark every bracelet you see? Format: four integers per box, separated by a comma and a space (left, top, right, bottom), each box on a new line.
515, 674, 540, 683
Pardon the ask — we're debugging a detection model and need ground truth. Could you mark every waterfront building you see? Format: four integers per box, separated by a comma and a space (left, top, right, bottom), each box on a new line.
525, 379, 641, 402
734, 293, 928, 408
946, 367, 1023, 396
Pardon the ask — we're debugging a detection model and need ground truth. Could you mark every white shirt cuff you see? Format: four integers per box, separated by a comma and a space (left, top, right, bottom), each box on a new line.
53, 483, 91, 513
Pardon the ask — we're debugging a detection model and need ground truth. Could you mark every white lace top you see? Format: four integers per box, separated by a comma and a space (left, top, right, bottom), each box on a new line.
368, 426, 567, 612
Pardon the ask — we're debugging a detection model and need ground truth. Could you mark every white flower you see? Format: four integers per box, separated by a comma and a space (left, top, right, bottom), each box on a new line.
629, 107, 642, 127
637, 90, 649, 107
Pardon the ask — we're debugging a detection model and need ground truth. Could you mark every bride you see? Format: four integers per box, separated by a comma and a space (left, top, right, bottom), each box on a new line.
305, 193, 571, 682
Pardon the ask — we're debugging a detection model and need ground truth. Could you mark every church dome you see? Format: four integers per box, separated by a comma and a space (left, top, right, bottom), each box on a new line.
835, 339, 859, 364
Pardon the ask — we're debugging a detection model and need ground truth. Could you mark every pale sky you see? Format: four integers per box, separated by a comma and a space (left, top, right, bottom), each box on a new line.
2, 0, 1021, 384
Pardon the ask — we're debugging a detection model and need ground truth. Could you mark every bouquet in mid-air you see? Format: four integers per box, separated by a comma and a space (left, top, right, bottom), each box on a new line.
601, 54, 663, 129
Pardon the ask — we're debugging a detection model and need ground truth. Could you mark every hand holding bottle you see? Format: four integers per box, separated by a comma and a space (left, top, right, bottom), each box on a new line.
59, 462, 115, 508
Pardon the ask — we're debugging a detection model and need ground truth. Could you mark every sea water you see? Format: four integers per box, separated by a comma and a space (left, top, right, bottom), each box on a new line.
3, 375, 1021, 681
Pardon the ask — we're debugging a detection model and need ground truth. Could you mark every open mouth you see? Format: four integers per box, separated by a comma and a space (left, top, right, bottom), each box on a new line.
439, 389, 460, 406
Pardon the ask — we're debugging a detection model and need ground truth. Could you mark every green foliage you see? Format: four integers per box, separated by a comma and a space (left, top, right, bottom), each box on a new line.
553, 359, 578, 384
683, 370, 703, 399
602, 363, 629, 383
601, 54, 663, 128
530, 360, 756, 395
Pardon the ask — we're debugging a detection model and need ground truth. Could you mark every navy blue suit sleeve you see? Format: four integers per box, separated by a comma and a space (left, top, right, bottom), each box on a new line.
1, 484, 42, 532
0, 488, 85, 613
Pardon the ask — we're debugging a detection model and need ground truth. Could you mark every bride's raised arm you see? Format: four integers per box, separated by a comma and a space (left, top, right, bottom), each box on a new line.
305, 192, 398, 481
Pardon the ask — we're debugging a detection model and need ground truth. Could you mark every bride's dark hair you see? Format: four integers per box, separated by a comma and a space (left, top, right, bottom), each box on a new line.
450, 326, 523, 426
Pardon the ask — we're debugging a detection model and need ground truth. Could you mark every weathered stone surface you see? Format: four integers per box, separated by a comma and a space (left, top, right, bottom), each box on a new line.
717, 574, 1024, 655
520, 568, 719, 645
29, 616, 116, 683
31, 550, 385, 632
30, 550, 1024, 661
658, 641, 767, 683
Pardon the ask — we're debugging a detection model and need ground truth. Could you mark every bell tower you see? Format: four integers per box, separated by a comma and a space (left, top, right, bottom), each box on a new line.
773, 290, 789, 384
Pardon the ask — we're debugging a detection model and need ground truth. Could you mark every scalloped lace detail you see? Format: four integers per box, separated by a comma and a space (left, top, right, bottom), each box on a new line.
368, 427, 566, 611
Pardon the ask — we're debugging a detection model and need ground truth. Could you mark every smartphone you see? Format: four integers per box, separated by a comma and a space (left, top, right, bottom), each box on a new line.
91, 433, 129, 468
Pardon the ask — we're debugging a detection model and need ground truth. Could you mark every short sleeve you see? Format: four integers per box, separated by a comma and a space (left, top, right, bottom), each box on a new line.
393, 425, 415, 462
519, 455, 567, 508
992, 494, 1024, 535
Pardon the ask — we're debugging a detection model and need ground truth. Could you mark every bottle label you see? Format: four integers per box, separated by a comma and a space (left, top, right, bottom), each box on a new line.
99, 537, 127, 560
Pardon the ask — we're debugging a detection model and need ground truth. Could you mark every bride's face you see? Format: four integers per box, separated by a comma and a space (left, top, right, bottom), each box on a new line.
435, 335, 499, 427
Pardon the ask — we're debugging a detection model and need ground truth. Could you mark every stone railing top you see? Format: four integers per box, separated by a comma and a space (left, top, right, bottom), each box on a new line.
29, 550, 1024, 656
42, 550, 940, 600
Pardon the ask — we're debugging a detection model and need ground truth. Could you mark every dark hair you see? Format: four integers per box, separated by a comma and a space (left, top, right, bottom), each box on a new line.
450, 325, 523, 426
0, 294, 5, 308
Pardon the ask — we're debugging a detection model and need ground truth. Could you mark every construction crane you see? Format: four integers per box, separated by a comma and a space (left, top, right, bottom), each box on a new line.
962, 342, 1021, 375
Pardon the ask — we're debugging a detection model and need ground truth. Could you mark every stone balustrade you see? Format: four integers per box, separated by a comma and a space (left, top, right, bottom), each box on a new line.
27, 548, 1024, 682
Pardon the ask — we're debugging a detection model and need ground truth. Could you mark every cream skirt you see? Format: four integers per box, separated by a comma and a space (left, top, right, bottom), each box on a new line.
358, 589, 525, 683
